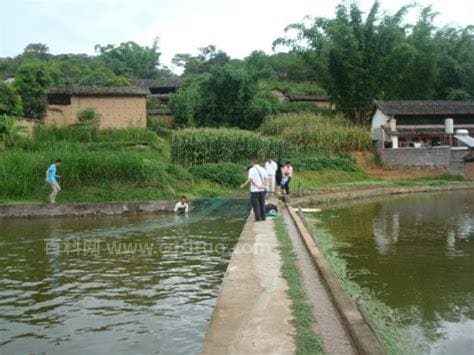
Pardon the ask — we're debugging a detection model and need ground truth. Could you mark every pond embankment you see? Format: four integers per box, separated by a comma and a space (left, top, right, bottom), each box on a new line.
201, 212, 295, 355
293, 181, 474, 205
0, 200, 174, 218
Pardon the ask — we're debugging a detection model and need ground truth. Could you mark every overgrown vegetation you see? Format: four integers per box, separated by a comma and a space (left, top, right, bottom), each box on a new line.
0, 115, 26, 149
171, 128, 292, 165
77, 107, 101, 126
190, 163, 244, 187
260, 113, 371, 153
274, 216, 324, 354
0, 82, 23, 116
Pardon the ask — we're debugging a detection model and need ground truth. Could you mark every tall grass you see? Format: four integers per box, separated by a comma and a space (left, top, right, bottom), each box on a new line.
0, 149, 184, 200
18, 125, 169, 155
260, 113, 371, 153
171, 128, 293, 165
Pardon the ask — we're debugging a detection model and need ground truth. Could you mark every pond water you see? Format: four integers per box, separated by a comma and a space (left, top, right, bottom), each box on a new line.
311, 190, 474, 354
0, 200, 248, 354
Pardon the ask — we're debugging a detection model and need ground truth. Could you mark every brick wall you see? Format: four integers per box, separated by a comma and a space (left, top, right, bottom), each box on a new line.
378, 146, 452, 168
45, 95, 147, 129
378, 146, 470, 176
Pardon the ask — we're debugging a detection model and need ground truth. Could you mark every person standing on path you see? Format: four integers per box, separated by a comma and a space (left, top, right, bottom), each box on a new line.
264, 157, 278, 194
46, 159, 62, 204
281, 162, 293, 195
240, 159, 268, 221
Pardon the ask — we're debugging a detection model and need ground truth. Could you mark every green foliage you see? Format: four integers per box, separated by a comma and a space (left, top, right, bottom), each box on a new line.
190, 163, 244, 187
0, 82, 23, 116
172, 45, 230, 75
13, 61, 52, 119
260, 113, 371, 153
274, 2, 474, 123
244, 51, 320, 82
290, 155, 359, 172
77, 107, 101, 125
29, 126, 169, 155
0, 149, 170, 199
170, 64, 276, 129
0, 115, 27, 148
77, 68, 130, 86
171, 128, 292, 165
95, 39, 168, 79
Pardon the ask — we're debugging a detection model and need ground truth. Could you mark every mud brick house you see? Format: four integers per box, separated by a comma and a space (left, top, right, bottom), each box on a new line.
46, 86, 149, 129
270, 87, 332, 108
286, 94, 332, 109
131, 78, 181, 127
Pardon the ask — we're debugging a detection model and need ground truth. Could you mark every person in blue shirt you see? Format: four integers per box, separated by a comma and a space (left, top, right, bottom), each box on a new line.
45, 160, 62, 204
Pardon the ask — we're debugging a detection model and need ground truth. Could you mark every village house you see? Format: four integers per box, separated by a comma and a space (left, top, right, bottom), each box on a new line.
132, 78, 180, 127
371, 100, 474, 149
45, 86, 149, 129
371, 100, 474, 177
270, 87, 333, 108
286, 94, 332, 109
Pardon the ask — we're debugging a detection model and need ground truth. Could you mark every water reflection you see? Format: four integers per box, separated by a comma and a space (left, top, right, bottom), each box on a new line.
313, 191, 474, 354
0, 204, 248, 354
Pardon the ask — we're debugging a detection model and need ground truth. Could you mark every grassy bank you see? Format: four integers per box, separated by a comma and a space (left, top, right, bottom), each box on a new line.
274, 216, 324, 354
302, 219, 424, 354
0, 123, 464, 205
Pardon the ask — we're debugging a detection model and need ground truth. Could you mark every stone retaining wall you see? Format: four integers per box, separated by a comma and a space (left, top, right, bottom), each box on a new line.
0, 200, 174, 219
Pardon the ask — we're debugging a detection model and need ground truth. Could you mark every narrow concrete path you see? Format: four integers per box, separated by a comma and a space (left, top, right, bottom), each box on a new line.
282, 208, 355, 355
201, 214, 295, 355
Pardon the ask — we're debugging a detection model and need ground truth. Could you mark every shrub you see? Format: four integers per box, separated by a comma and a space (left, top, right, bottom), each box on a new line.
0, 82, 23, 117
13, 62, 52, 119
0, 115, 27, 148
165, 164, 193, 182
171, 128, 293, 165
77, 107, 101, 125
190, 163, 244, 187
289, 156, 359, 172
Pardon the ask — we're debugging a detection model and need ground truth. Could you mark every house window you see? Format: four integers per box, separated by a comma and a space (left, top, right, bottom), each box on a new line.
48, 94, 71, 105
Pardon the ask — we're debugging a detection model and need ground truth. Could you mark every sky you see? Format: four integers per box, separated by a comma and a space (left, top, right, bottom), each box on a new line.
1, 0, 473, 73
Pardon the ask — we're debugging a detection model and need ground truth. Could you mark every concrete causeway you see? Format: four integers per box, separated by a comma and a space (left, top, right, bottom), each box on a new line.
201, 213, 295, 355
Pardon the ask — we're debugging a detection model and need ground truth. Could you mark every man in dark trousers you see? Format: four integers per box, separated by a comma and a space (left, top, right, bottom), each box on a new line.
240, 159, 268, 221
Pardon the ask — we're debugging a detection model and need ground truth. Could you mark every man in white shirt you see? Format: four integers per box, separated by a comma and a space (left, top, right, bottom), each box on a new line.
240, 159, 268, 221
174, 196, 189, 213
264, 157, 278, 193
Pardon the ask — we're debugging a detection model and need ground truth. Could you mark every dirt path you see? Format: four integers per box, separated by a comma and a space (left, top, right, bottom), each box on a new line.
282, 208, 355, 355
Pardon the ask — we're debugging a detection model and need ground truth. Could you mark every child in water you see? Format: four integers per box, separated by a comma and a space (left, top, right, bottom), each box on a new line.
174, 196, 189, 214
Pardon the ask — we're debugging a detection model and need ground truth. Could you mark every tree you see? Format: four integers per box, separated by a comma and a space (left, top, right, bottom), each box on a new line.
0, 82, 23, 117
13, 62, 52, 120
172, 45, 231, 75
95, 39, 163, 79
170, 63, 277, 129
23, 43, 51, 61
272, 1, 474, 123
